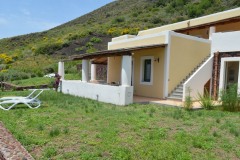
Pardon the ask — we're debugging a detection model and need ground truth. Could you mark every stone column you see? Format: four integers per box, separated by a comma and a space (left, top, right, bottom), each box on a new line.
209, 26, 216, 40
121, 55, 132, 86
82, 59, 89, 82
91, 64, 97, 81
58, 61, 64, 80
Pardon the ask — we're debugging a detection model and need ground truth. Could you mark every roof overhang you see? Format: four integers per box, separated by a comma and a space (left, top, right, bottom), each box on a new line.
64, 44, 166, 62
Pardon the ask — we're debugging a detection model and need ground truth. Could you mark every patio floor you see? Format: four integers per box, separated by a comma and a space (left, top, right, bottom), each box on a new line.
133, 96, 202, 109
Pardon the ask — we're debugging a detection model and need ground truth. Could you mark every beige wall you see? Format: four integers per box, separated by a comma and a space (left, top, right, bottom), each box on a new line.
168, 35, 211, 94
138, 8, 240, 36
179, 21, 240, 39
108, 35, 165, 50
133, 47, 165, 98
107, 56, 122, 83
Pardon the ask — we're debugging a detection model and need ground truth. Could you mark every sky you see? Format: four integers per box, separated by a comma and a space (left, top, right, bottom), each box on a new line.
0, 0, 114, 39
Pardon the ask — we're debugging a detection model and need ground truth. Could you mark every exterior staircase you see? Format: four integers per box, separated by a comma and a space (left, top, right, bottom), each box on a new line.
168, 55, 211, 101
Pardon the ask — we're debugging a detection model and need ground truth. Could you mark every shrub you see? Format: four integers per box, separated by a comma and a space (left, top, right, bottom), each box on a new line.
85, 42, 94, 48
0, 70, 30, 81
75, 46, 85, 52
220, 84, 240, 112
86, 47, 97, 53
112, 17, 125, 23
183, 87, 193, 110
35, 43, 63, 55
197, 91, 215, 110
49, 128, 60, 137
90, 37, 102, 43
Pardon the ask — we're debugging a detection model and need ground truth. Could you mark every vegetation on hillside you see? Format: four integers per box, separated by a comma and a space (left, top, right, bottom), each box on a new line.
0, 0, 239, 81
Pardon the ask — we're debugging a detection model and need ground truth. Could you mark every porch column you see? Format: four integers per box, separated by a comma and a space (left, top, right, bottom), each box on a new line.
209, 26, 216, 40
91, 64, 97, 81
58, 61, 64, 80
82, 59, 89, 82
121, 55, 132, 86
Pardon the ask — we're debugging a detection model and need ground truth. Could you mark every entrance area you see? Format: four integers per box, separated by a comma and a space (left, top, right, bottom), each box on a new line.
219, 56, 240, 96
225, 61, 239, 89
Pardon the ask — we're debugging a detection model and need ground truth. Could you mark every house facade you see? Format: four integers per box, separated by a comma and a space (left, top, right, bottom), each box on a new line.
59, 8, 240, 105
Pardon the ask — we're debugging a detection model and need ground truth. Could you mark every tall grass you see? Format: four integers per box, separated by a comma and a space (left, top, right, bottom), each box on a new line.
197, 91, 215, 110
220, 84, 240, 112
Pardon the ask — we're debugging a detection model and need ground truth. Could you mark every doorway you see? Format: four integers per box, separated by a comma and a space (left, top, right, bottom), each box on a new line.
224, 61, 239, 89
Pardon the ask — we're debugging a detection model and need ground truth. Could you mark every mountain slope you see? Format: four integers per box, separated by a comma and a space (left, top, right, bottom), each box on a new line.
0, 0, 239, 80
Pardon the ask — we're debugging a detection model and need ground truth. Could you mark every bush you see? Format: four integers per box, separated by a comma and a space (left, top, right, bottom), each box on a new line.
35, 43, 63, 55
112, 17, 125, 23
85, 42, 94, 48
197, 91, 215, 110
0, 70, 30, 81
75, 46, 85, 52
90, 37, 102, 43
184, 87, 193, 110
220, 84, 240, 112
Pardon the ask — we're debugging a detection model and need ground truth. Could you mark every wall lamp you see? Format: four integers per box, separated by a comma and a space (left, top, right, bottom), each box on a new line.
154, 57, 159, 63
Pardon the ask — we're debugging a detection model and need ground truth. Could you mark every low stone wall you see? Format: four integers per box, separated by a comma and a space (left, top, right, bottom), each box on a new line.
0, 151, 5, 160
0, 122, 34, 160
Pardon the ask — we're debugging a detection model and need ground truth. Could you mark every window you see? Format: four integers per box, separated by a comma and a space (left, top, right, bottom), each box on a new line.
140, 56, 153, 85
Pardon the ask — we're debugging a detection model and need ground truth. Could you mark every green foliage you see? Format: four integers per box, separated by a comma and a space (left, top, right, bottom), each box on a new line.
220, 84, 240, 112
75, 46, 85, 52
112, 17, 125, 23
44, 147, 57, 158
0, 70, 30, 81
35, 42, 63, 55
183, 87, 193, 110
49, 128, 60, 137
197, 91, 215, 110
12, 77, 53, 87
90, 37, 102, 43
85, 42, 94, 48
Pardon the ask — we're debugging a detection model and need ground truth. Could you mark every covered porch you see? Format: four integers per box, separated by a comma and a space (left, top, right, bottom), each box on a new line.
58, 44, 165, 105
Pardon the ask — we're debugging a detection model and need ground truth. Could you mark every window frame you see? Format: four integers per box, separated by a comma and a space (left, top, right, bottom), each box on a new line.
140, 56, 154, 85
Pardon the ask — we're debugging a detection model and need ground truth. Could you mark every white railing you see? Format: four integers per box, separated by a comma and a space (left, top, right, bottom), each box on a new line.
183, 55, 213, 101
61, 80, 133, 105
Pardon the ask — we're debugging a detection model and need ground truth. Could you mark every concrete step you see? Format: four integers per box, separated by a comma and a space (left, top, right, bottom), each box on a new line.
167, 96, 182, 101
171, 93, 183, 97
175, 88, 183, 93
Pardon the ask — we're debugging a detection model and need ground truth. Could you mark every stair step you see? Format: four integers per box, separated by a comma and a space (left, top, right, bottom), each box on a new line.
171, 93, 183, 97
168, 54, 211, 101
168, 96, 182, 101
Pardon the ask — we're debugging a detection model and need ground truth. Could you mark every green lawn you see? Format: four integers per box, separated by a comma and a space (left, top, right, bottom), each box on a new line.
0, 90, 239, 160
11, 74, 81, 87
12, 77, 53, 87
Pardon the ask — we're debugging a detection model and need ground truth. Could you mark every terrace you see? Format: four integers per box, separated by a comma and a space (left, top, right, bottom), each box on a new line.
59, 44, 165, 105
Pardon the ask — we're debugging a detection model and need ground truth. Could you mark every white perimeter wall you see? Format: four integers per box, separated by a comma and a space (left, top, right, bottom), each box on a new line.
211, 31, 240, 54
183, 56, 213, 101
61, 80, 133, 105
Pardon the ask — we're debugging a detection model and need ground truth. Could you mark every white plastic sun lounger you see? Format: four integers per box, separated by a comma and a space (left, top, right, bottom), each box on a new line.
0, 89, 44, 111
0, 89, 40, 101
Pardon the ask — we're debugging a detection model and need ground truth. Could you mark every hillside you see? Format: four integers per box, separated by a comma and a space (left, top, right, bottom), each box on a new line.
0, 0, 239, 81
